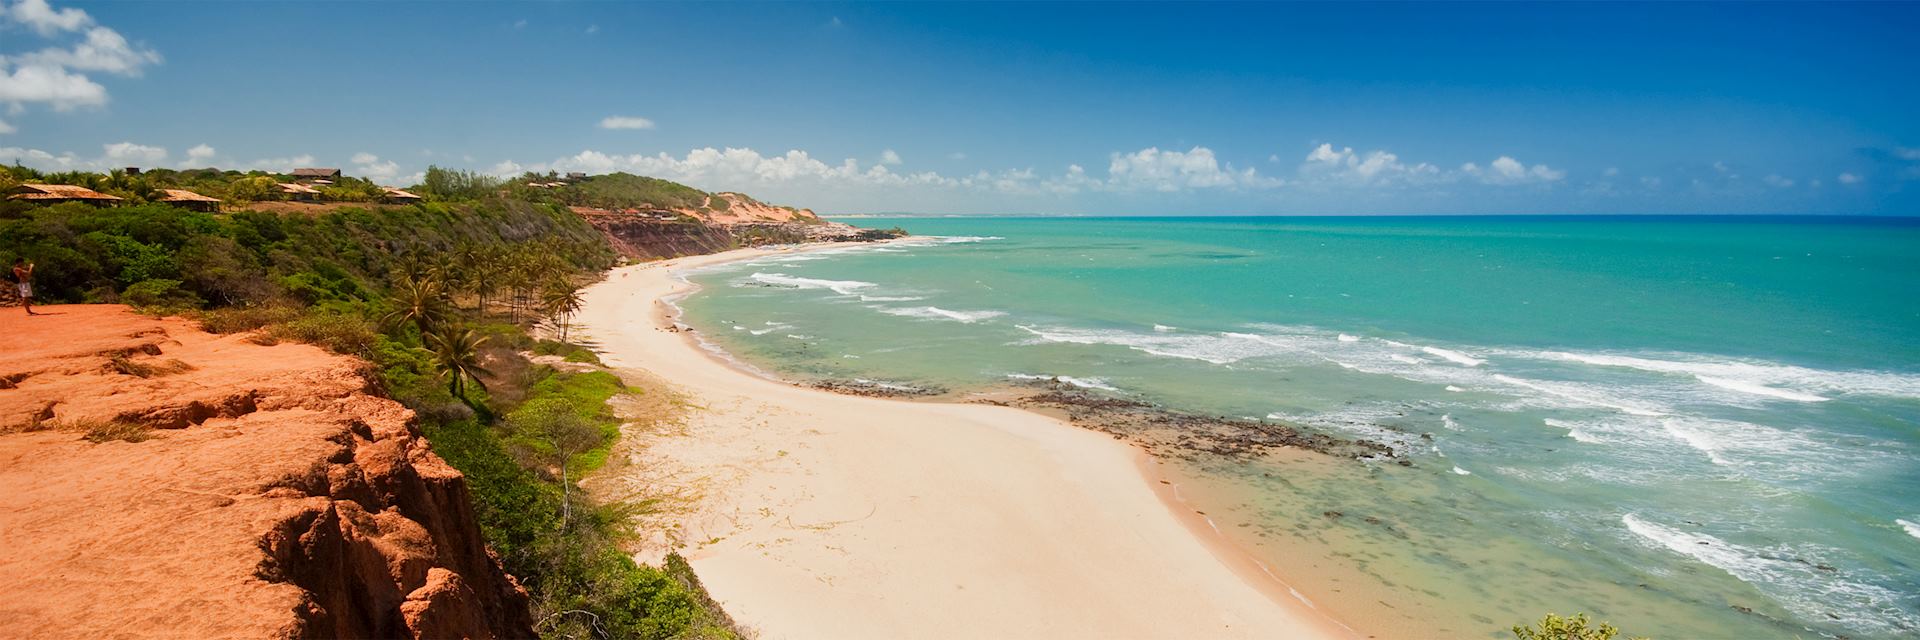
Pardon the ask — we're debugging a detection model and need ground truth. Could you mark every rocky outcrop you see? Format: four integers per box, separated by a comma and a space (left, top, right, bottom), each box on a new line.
0, 306, 534, 639
578, 208, 905, 260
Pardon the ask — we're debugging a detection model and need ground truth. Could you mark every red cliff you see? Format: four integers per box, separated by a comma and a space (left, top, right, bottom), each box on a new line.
0, 306, 534, 638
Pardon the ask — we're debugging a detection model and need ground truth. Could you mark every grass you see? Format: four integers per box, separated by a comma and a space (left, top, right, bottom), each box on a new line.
108, 355, 197, 378
80, 420, 154, 443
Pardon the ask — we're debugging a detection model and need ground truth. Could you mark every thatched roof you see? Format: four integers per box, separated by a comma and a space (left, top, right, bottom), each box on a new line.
290, 168, 341, 178
276, 183, 321, 194
382, 187, 422, 200
157, 189, 221, 203
7, 183, 123, 201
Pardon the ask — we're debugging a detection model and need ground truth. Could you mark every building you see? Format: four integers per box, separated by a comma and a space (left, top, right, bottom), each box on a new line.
6, 183, 124, 206
289, 168, 342, 182
276, 182, 321, 201
381, 187, 423, 204
156, 188, 222, 212
565, 172, 588, 182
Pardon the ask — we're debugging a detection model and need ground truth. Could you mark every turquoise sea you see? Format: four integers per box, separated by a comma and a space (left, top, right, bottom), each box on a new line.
676, 216, 1919, 639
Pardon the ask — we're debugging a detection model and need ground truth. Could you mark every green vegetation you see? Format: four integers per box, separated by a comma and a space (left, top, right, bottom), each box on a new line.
1513, 613, 1646, 640
1, 165, 740, 639
1, 163, 393, 205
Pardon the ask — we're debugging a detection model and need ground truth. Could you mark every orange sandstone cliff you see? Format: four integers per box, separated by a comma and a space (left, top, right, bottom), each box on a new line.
0, 305, 534, 638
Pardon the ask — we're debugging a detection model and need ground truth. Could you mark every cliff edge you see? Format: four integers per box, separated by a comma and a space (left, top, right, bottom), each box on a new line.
0, 305, 534, 639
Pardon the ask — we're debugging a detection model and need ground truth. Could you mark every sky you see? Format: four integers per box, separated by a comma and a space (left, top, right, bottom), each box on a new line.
2, 0, 1918, 215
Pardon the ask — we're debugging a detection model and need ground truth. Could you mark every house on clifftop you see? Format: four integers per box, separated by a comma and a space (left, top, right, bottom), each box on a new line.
381, 187, 422, 204
289, 168, 342, 183
6, 183, 124, 206
276, 182, 321, 201
157, 189, 222, 212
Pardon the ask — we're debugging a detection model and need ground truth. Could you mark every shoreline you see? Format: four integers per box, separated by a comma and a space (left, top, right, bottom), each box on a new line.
575, 242, 1361, 639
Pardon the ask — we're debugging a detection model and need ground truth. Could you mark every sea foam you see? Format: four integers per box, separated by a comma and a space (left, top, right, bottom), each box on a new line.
1622, 514, 1918, 636
1006, 373, 1120, 392
877, 306, 1006, 323
749, 272, 876, 296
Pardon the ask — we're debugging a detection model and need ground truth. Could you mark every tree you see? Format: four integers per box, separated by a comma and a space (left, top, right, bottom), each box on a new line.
1512, 613, 1645, 640
505, 399, 603, 530
542, 283, 585, 343
427, 326, 492, 399
382, 276, 451, 335
227, 175, 279, 202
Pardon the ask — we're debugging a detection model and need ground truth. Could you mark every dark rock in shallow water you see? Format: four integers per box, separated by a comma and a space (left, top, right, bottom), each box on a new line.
809, 379, 945, 398
1003, 380, 1402, 462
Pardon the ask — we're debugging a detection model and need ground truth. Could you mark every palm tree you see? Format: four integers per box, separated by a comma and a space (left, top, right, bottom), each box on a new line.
428, 327, 492, 399
542, 283, 585, 343
382, 277, 451, 335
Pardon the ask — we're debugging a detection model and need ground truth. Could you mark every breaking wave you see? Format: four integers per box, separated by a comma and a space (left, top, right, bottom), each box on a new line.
748, 272, 876, 296
877, 306, 1007, 323
1622, 514, 1918, 636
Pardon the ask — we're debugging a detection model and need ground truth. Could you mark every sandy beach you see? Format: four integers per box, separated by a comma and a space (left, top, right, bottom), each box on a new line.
572, 245, 1354, 640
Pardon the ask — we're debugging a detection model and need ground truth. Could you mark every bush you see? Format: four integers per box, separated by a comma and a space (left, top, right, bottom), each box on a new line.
195, 305, 300, 334
1512, 613, 1645, 640
270, 309, 378, 355
122, 278, 204, 310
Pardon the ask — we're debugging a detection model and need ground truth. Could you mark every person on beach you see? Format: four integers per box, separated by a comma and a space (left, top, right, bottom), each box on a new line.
12, 258, 38, 316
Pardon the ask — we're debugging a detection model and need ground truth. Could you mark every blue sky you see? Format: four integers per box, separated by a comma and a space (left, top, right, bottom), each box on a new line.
2, 0, 1917, 215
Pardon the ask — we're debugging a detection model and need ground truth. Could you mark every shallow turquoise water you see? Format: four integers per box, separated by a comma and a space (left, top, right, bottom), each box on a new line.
678, 216, 1920, 639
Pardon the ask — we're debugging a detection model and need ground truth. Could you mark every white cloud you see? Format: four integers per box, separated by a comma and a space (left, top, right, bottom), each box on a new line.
102, 140, 163, 165
0, 117, 12, 134
240, 153, 316, 172
599, 115, 655, 130
0, 63, 106, 109
179, 143, 214, 167
947, 152, 967, 161
1762, 174, 1794, 188
1837, 172, 1862, 185
0, 1, 158, 113
879, 149, 902, 166
6, 0, 89, 36
1106, 146, 1269, 192
14, 26, 161, 75
1299, 143, 1440, 185
1460, 156, 1565, 185
0, 140, 166, 171
351, 152, 402, 184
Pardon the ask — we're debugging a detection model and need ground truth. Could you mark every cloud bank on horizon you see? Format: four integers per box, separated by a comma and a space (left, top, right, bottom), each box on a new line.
1, 0, 1917, 215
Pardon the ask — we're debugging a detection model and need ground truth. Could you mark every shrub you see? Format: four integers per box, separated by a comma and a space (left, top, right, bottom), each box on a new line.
196, 305, 300, 334
122, 278, 204, 310
270, 309, 378, 355
1512, 613, 1645, 640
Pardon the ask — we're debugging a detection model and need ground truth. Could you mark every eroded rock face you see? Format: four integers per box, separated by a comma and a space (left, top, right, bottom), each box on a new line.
0, 305, 534, 639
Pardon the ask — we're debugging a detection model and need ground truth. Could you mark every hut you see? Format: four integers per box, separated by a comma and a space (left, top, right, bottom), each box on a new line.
381, 187, 423, 204
6, 183, 124, 206
276, 182, 321, 201
289, 168, 342, 183
156, 188, 222, 212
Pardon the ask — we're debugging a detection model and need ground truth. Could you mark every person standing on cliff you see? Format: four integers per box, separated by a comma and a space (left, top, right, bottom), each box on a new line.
12, 258, 39, 316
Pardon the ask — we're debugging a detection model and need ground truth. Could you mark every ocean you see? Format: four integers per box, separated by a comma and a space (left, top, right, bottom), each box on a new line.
673, 215, 1919, 639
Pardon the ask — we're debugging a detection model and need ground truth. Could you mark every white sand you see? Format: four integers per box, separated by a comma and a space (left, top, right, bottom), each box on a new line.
575, 246, 1353, 640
